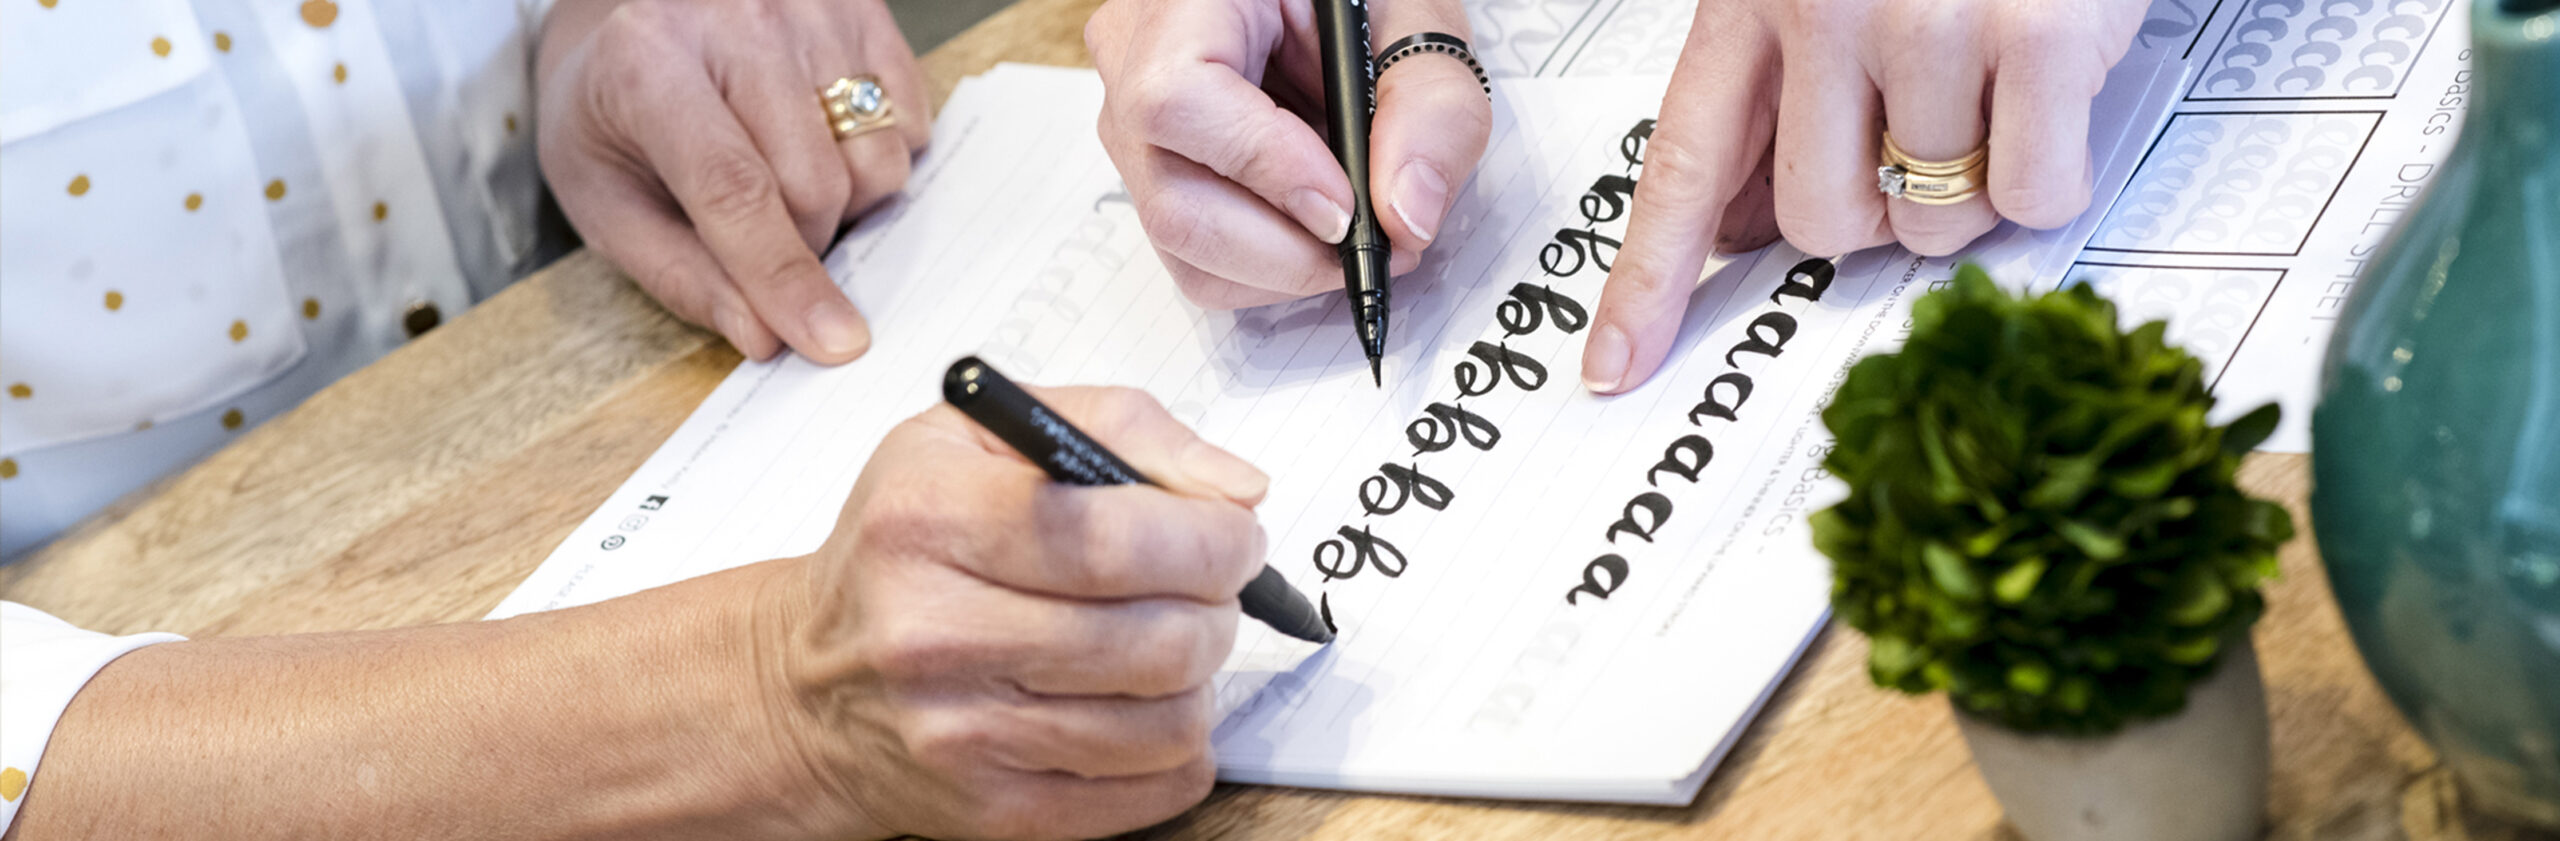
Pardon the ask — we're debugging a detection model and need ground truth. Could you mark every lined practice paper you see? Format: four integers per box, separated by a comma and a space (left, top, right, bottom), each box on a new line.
493, 56, 2188, 802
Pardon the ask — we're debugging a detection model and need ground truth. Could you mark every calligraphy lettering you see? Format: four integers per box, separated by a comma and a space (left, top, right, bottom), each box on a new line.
1454, 341, 1549, 397
1360, 462, 1456, 515
1313, 525, 1410, 582
1406, 401, 1502, 454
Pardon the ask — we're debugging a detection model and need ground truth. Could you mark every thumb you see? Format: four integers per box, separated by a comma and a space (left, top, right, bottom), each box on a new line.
1368, 38, 1491, 253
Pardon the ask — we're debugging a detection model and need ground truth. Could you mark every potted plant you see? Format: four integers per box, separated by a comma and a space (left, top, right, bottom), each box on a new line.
1810, 265, 2295, 841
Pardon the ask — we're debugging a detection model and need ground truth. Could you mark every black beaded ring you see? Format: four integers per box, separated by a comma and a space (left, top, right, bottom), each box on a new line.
1375, 32, 1491, 98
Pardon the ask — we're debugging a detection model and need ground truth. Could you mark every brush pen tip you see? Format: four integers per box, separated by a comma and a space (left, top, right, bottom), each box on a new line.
1369, 357, 1382, 387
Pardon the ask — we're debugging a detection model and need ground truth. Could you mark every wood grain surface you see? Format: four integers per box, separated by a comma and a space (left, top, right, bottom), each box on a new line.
3, 1, 2547, 838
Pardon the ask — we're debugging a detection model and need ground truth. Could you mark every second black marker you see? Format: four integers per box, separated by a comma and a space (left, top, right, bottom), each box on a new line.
942, 357, 1335, 644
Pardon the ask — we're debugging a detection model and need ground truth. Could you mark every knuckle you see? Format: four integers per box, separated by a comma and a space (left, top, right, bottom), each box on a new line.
599, 0, 679, 43
904, 712, 1000, 774
1993, 181, 2087, 229
1137, 190, 1217, 263
1123, 73, 1190, 142
852, 475, 940, 543
1120, 620, 1206, 696
1635, 137, 1734, 218
1084, 386, 1167, 437
778, 156, 853, 220
690, 150, 783, 225
1083, 7, 1120, 64
1774, 201, 1876, 258
869, 613, 971, 685
1192, 506, 1260, 583
1062, 507, 1146, 593
1997, 13, 2111, 87
1787, 0, 1861, 35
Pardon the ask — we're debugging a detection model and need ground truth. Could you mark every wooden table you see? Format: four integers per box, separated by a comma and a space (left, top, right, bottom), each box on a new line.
1, 2, 2540, 838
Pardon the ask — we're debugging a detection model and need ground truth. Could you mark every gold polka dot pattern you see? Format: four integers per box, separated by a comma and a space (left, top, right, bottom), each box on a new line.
300, 0, 338, 27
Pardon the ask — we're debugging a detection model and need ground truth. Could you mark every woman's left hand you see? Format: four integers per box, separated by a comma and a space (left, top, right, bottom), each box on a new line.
1579, 0, 2149, 395
536, 0, 932, 364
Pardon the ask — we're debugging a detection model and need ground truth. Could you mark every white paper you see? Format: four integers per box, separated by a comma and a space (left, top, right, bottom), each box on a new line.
2061, 0, 2476, 452
492, 21, 2197, 801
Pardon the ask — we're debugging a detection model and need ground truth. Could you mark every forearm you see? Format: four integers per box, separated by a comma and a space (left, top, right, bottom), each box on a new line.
6, 559, 866, 841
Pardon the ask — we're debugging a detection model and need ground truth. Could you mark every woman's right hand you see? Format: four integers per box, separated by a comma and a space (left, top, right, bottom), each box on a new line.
758, 387, 1270, 840
1087, 0, 1493, 309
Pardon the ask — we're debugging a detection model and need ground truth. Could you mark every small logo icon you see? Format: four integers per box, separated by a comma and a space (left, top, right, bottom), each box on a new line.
618, 514, 649, 532
640, 495, 669, 510
600, 534, 626, 551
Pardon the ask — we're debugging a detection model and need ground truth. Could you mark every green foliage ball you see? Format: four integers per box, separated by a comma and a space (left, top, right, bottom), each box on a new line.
1812, 265, 2294, 736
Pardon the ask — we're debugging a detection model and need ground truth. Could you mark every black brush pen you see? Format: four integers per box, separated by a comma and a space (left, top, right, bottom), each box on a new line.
942, 357, 1334, 644
1315, 0, 1391, 386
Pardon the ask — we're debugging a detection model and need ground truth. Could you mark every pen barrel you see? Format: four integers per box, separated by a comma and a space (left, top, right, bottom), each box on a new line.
1314, 0, 1385, 255
944, 357, 1151, 487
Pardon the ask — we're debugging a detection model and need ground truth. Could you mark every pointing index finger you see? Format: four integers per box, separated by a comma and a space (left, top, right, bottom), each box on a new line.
1583, 14, 1780, 394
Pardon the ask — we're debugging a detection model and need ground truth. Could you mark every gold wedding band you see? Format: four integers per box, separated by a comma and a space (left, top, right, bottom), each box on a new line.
822, 76, 898, 141
1877, 131, 1987, 206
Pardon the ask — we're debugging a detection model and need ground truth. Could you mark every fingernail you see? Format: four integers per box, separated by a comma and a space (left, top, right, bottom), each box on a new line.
1288, 189, 1351, 245
1389, 163, 1449, 244
1583, 324, 1630, 393
1180, 436, 1269, 504
805, 299, 870, 360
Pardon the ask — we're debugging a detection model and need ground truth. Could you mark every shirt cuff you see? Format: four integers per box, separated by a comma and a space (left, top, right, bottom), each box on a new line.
1, 601, 183, 831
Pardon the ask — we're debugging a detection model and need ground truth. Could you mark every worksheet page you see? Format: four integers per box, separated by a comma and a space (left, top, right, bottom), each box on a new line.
2059, 0, 2476, 451
493, 49, 2191, 803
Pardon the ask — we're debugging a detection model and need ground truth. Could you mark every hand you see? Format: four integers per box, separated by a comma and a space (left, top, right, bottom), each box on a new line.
763, 387, 1271, 840
536, 0, 932, 364
1087, 0, 1493, 309
1580, 0, 2147, 393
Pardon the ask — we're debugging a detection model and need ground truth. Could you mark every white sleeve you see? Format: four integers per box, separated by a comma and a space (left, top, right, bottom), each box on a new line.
0, 602, 183, 831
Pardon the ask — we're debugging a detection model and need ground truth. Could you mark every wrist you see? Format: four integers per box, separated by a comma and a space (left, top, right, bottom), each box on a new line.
731, 554, 899, 841
524, 557, 889, 841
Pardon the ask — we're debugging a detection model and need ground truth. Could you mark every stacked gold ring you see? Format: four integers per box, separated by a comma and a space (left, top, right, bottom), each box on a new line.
1877, 131, 1987, 206
822, 75, 898, 140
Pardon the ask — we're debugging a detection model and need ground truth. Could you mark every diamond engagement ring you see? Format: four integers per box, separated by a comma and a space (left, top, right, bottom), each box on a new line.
822, 76, 898, 141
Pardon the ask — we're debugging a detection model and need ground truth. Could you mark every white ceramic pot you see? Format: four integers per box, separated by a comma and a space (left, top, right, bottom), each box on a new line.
1953, 636, 2269, 841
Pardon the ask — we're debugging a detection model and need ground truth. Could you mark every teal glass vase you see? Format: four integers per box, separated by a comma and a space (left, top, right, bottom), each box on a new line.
2310, 0, 2560, 827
